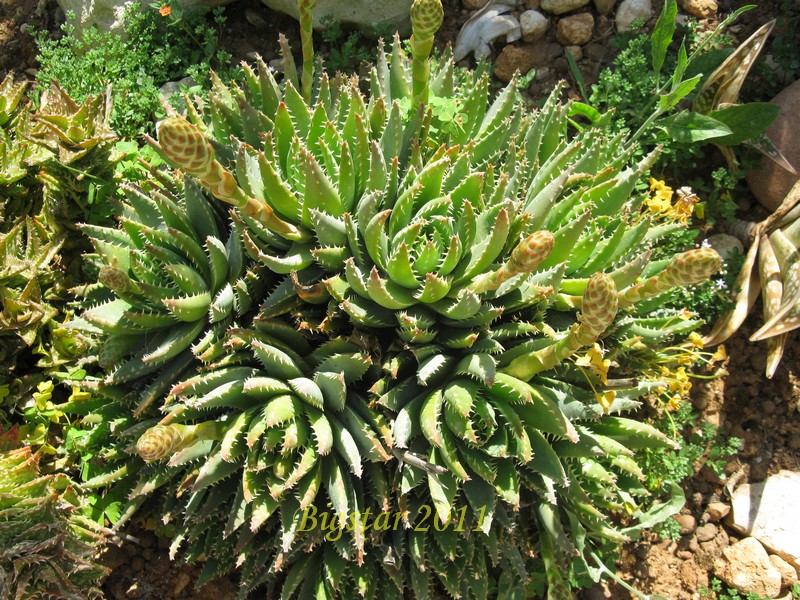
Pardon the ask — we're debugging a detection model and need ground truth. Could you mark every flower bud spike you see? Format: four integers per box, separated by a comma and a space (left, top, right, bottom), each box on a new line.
470, 230, 554, 294
502, 274, 618, 380
619, 248, 722, 308
298, 0, 317, 103
410, 0, 444, 107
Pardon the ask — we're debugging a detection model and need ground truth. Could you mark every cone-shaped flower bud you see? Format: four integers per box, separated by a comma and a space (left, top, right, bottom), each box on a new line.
576, 273, 619, 345
619, 248, 722, 307
503, 274, 618, 380
135, 422, 220, 461
411, 0, 444, 40
298, 0, 317, 102
471, 230, 554, 294
156, 117, 308, 242
410, 0, 444, 106
136, 424, 189, 462
156, 117, 244, 205
510, 230, 555, 273
661, 248, 722, 287
98, 266, 131, 294
155, 117, 215, 178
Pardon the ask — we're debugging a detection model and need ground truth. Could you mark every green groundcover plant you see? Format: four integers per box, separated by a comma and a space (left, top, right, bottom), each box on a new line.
34, 2, 232, 139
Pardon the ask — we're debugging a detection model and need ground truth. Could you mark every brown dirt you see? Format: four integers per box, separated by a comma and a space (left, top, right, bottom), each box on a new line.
0, 0, 46, 77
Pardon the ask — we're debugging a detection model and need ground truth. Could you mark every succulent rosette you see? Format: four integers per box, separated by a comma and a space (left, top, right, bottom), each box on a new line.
73, 0, 723, 597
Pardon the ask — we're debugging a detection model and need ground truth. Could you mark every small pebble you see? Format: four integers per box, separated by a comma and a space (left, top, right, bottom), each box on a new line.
674, 513, 696, 535
173, 571, 192, 597
564, 45, 583, 60
696, 523, 718, 543
706, 501, 730, 522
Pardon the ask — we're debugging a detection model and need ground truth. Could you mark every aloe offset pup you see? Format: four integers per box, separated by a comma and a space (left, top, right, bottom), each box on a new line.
71, 0, 723, 597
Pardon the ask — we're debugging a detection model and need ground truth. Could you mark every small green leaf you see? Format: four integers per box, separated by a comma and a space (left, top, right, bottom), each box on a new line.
709, 103, 780, 145
651, 0, 677, 76
658, 110, 732, 143
657, 75, 701, 112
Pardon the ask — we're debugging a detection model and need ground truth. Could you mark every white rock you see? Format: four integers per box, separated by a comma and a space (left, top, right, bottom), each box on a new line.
454, 1, 521, 62
706, 234, 744, 261
615, 0, 651, 32
541, 0, 591, 14
159, 77, 197, 103
56, 0, 234, 33
714, 538, 783, 598
731, 470, 800, 569
520, 10, 549, 42
260, 0, 414, 33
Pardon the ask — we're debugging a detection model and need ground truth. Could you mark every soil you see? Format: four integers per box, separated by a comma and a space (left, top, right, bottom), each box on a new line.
2, 1, 798, 599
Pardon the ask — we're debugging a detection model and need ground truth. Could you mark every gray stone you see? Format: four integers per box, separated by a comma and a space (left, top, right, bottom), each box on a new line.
519, 10, 549, 42
541, 0, 591, 14
159, 77, 196, 104
260, 0, 414, 33
56, 0, 233, 34
706, 234, 744, 261
731, 470, 800, 569
615, 0, 651, 32
556, 13, 594, 45
747, 79, 800, 212
714, 537, 783, 598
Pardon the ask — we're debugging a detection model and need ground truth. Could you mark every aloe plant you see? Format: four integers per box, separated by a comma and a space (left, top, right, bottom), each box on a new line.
705, 179, 800, 377
0, 445, 108, 600
65, 170, 269, 415
68, 0, 724, 597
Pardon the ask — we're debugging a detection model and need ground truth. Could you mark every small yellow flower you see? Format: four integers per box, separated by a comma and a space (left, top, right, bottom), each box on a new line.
668, 366, 692, 398
159, 4, 172, 16
669, 187, 699, 224
667, 394, 682, 411
688, 332, 704, 349
646, 178, 674, 215
575, 343, 611, 384
711, 344, 727, 364
677, 308, 694, 321
596, 390, 616, 415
